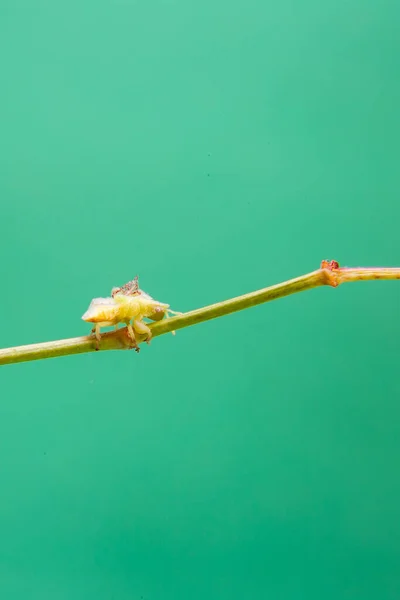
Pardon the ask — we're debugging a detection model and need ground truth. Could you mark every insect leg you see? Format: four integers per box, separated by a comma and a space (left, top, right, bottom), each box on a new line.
93, 324, 101, 351
125, 321, 140, 352
133, 319, 152, 344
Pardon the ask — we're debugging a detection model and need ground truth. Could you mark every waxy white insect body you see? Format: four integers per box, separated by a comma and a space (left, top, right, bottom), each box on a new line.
81, 276, 181, 351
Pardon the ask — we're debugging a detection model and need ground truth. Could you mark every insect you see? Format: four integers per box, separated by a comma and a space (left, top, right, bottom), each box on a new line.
81, 276, 181, 351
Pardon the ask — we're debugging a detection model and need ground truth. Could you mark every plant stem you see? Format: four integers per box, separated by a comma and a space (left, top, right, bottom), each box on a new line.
1, 261, 399, 366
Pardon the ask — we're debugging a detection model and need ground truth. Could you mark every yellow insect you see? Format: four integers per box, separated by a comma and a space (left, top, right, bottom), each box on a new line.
81, 276, 181, 351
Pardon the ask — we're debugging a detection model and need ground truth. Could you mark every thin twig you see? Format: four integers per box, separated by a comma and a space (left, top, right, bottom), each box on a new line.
1, 260, 399, 366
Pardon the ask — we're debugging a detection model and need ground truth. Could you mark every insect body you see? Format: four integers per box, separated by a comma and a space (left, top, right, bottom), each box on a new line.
81, 277, 181, 351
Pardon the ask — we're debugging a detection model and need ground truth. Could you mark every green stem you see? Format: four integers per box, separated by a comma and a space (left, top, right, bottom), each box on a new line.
1, 261, 399, 366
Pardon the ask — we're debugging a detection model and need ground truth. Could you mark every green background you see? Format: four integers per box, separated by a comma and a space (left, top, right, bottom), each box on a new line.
1, 0, 400, 598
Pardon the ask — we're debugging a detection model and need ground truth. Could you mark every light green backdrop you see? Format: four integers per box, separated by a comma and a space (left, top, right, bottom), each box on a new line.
1, 1, 400, 598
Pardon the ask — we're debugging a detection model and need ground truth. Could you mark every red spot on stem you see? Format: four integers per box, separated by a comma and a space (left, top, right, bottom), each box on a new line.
321, 259, 340, 271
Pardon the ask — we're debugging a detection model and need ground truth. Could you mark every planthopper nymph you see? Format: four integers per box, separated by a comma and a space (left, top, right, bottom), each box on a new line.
81, 276, 181, 351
